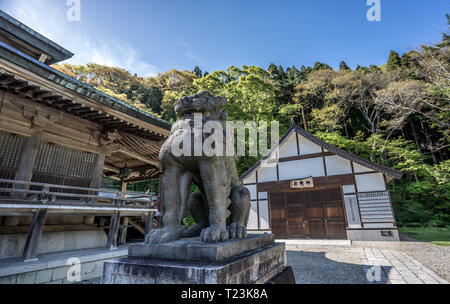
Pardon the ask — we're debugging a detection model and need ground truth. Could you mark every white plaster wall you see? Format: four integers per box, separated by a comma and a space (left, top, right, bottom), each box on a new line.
278, 132, 298, 158
244, 171, 256, 184
259, 200, 270, 229
353, 162, 373, 173
298, 136, 322, 155
342, 185, 356, 194
246, 184, 257, 200
355, 173, 386, 192
325, 155, 352, 176
258, 192, 268, 199
257, 166, 277, 183
247, 202, 259, 229
278, 158, 325, 180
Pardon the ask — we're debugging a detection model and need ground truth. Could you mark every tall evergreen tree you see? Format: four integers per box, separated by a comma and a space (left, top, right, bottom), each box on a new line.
193, 66, 203, 78
339, 61, 350, 71
312, 61, 332, 71
386, 50, 402, 71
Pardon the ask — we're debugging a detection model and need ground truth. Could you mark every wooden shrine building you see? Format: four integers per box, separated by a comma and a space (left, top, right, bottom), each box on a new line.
241, 125, 403, 241
0, 11, 171, 283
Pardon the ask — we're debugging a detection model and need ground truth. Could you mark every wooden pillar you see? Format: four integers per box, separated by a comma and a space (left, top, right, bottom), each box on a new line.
7, 131, 42, 227
120, 217, 129, 244
145, 211, 154, 235
85, 152, 105, 223
22, 209, 47, 261
90, 152, 105, 189
15, 131, 42, 184
107, 211, 120, 250
119, 179, 127, 194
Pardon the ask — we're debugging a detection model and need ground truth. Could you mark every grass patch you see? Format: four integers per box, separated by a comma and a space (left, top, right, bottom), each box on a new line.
431, 241, 450, 247
399, 227, 450, 246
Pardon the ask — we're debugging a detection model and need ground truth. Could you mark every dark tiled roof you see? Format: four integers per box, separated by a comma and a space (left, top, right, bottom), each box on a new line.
240, 125, 403, 181
0, 11, 74, 64
0, 40, 172, 132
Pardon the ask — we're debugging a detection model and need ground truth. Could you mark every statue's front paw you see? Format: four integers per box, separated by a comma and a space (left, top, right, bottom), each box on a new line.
145, 228, 180, 244
227, 222, 248, 239
200, 226, 229, 243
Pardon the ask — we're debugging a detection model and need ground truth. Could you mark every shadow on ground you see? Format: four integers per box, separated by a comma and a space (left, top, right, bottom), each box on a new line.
287, 250, 391, 284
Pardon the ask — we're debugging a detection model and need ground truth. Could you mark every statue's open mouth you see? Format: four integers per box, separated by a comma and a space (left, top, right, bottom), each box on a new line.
178, 106, 210, 117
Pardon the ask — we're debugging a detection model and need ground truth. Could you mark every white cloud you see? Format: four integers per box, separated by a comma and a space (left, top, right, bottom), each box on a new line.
177, 40, 190, 47
1, 0, 158, 77
185, 51, 200, 61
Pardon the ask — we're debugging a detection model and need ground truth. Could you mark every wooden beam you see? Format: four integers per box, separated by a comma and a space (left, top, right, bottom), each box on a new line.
118, 148, 161, 170
278, 152, 334, 163
103, 164, 120, 174
129, 219, 145, 235
107, 211, 121, 250
123, 175, 160, 184
0, 60, 171, 136
22, 209, 47, 261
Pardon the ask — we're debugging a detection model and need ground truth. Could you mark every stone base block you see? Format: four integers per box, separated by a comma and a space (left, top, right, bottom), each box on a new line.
128, 234, 274, 262
347, 229, 400, 241
101, 242, 287, 284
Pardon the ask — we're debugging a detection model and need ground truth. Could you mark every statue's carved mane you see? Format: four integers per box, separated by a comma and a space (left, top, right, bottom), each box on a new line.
175, 91, 228, 121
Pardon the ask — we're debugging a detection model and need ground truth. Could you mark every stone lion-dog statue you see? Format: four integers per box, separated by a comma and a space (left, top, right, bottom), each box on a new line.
145, 91, 251, 244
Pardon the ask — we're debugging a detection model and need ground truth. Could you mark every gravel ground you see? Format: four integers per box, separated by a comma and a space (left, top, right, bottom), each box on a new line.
286, 246, 369, 284
351, 240, 450, 282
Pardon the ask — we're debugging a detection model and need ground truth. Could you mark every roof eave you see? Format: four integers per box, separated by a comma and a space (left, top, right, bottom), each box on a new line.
0, 41, 172, 133
240, 125, 404, 181
0, 11, 74, 64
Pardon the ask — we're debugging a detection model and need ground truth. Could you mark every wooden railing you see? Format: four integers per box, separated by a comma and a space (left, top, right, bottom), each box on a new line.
0, 178, 157, 213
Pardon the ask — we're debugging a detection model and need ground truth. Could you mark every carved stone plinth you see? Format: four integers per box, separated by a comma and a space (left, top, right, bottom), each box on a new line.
101, 234, 294, 284
128, 233, 274, 262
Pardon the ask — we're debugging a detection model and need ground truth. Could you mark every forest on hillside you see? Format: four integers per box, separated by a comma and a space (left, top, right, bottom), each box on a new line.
53, 16, 450, 228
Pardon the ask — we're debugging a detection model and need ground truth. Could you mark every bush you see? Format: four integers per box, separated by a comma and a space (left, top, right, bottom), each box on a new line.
182, 213, 196, 226
404, 222, 422, 228
425, 218, 447, 228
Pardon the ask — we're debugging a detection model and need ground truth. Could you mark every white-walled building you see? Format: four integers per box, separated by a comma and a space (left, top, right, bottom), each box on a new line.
241, 125, 403, 241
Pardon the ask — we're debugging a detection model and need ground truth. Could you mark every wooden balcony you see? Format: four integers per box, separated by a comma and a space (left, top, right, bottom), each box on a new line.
0, 178, 159, 261
0, 178, 157, 217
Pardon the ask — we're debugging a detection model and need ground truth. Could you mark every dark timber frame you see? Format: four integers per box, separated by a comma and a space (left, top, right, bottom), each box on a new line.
22, 209, 47, 261
241, 125, 403, 238
0, 14, 170, 261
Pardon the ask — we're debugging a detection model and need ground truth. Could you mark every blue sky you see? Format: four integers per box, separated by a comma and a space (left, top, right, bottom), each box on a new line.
1, 0, 448, 76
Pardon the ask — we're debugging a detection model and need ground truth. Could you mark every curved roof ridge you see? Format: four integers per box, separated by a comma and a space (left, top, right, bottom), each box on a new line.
240, 125, 403, 181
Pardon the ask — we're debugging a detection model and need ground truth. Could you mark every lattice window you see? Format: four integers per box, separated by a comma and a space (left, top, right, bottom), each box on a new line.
33, 143, 96, 179
0, 131, 26, 169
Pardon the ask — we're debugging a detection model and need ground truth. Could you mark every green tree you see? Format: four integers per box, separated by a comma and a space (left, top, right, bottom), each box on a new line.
386, 50, 402, 72
193, 66, 203, 78
339, 61, 350, 71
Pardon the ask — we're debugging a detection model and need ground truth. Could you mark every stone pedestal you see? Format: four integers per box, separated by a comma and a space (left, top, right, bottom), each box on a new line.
101, 234, 293, 284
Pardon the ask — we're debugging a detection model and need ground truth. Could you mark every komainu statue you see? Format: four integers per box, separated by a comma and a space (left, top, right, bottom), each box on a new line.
145, 91, 251, 244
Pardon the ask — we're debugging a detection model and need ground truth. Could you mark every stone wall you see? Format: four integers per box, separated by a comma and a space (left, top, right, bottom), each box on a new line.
0, 230, 108, 259
0, 246, 128, 284
0, 259, 105, 284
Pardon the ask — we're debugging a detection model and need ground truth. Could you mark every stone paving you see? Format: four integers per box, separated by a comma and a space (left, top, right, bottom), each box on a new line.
286, 245, 449, 284
357, 247, 448, 284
